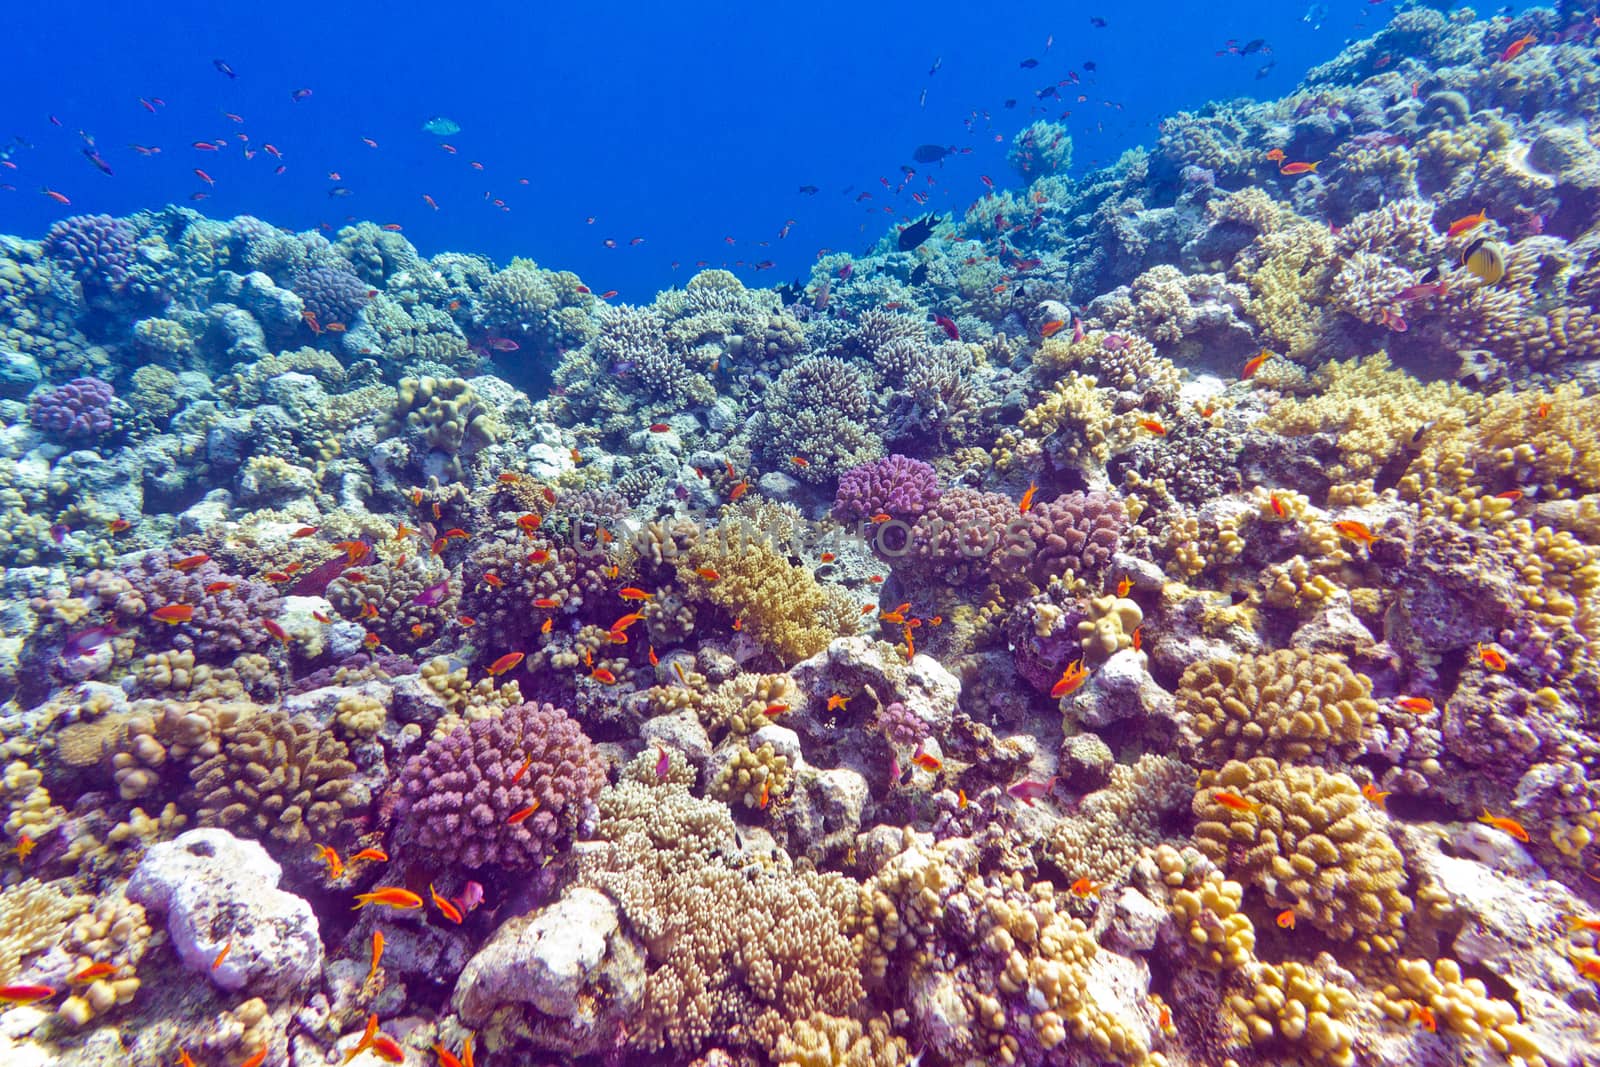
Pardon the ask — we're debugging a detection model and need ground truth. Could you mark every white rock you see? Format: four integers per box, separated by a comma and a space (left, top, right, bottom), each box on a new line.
453, 887, 644, 1056
1106, 887, 1168, 953
1071, 649, 1174, 728
127, 828, 323, 997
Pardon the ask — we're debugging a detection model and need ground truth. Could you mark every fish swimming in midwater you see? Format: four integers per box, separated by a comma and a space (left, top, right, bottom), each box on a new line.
897, 213, 940, 251
912, 144, 952, 164
422, 116, 461, 136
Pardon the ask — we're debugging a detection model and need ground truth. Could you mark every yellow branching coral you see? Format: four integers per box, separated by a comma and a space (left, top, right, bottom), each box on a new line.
710, 741, 791, 811
1233, 222, 1339, 360
681, 522, 855, 664
1179, 650, 1379, 766
1194, 758, 1412, 951
0, 878, 91, 984
773, 1011, 911, 1067
1169, 868, 1257, 971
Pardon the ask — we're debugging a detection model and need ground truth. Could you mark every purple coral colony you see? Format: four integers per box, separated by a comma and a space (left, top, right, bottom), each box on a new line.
3, 5, 1600, 1067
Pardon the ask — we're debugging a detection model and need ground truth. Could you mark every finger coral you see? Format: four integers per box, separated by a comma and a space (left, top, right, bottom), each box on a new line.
392, 700, 604, 868
1179, 650, 1379, 766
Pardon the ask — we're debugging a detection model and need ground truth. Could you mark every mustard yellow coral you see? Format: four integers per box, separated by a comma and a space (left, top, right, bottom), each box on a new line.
1179, 650, 1378, 765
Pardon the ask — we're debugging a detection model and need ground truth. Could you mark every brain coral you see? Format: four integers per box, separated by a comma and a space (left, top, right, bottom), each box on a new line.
189, 709, 363, 846
43, 214, 136, 290
392, 701, 604, 869
27, 377, 117, 438
1194, 757, 1412, 950
1179, 650, 1379, 766
291, 262, 369, 325
832, 454, 942, 523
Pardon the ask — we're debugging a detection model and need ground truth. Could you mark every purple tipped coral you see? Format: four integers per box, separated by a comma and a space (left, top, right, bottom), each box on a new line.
393, 701, 605, 868
27, 377, 117, 438
42, 213, 135, 290
832, 454, 943, 523
292, 263, 369, 325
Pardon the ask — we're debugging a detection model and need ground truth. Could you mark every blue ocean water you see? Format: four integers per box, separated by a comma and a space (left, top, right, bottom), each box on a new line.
0, 0, 1435, 299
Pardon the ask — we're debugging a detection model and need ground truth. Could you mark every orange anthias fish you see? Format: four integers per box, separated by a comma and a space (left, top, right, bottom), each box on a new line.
1116, 575, 1133, 597
1477, 643, 1509, 672
827, 694, 849, 711
695, 567, 721, 581
486, 652, 525, 676
1279, 160, 1320, 175
367, 930, 384, 982
590, 667, 617, 685
1212, 790, 1260, 813
1019, 482, 1038, 513
1040, 319, 1067, 338
0, 984, 56, 1005
1276, 909, 1297, 930
911, 748, 942, 772
169, 553, 211, 571
1410, 1004, 1437, 1033
344, 1014, 379, 1064
1564, 915, 1600, 933
353, 887, 424, 911
241, 1047, 268, 1067
1362, 782, 1392, 809
1241, 350, 1272, 378
1138, 418, 1166, 436
533, 597, 560, 609
1264, 148, 1285, 162
1332, 520, 1379, 546
432, 1041, 467, 1067
314, 843, 345, 879
151, 604, 194, 624
506, 802, 540, 824
430, 883, 464, 925
1050, 658, 1089, 699
71, 962, 116, 983
1499, 32, 1536, 63
1070, 878, 1102, 898
204, 581, 236, 594
619, 587, 653, 601
1478, 809, 1530, 842
351, 847, 388, 863
1446, 208, 1488, 238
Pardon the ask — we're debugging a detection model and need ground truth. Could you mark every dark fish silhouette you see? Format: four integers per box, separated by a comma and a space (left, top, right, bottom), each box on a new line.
898, 213, 941, 251
213, 59, 237, 79
1084, 60, 1098, 71
798, 184, 819, 195
910, 263, 929, 285
1090, 16, 1108, 27
328, 187, 353, 198
1036, 85, 1059, 100
1020, 58, 1039, 68
776, 280, 804, 304
912, 144, 952, 164
1242, 38, 1268, 54
1004, 99, 1017, 108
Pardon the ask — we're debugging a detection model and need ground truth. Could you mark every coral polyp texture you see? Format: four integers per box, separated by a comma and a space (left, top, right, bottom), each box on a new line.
4, 4, 1600, 1065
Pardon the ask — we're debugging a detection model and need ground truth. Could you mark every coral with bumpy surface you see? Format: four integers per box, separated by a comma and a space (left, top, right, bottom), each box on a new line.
382, 375, 500, 455
578, 753, 864, 1054
27, 377, 117, 437
123, 553, 284, 662
994, 490, 1126, 593
1179, 650, 1379, 766
1194, 757, 1412, 951
832, 454, 942, 523
760, 357, 884, 482
291, 262, 368, 325
1008, 120, 1073, 178
392, 701, 604, 869
188, 709, 363, 846
43, 214, 135, 290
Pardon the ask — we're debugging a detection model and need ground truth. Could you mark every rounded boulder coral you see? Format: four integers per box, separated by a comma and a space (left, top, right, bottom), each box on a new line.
43, 213, 136, 290
27, 377, 118, 438
832, 454, 942, 523
1180, 650, 1379, 766
392, 701, 605, 869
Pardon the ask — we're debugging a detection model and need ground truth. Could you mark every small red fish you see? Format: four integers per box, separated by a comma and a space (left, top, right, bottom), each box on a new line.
1332, 520, 1379, 546
212, 941, 231, 970
487, 651, 524, 676
533, 598, 560, 609
1019, 482, 1038, 513
1040, 319, 1066, 338
1138, 419, 1166, 436
1499, 33, 1536, 62
1241, 350, 1272, 378
1396, 697, 1434, 713
71, 962, 116, 983
262, 619, 290, 645
591, 667, 617, 685
352, 887, 424, 911
169, 553, 211, 571
0, 985, 55, 1005
1070, 878, 1101, 898
430, 883, 464, 925
1276, 909, 1297, 930
1278, 160, 1320, 176
648, 423, 671, 433
151, 604, 194, 624
1008, 777, 1057, 806
695, 567, 721, 582
1477, 643, 1508, 672
506, 802, 540, 824
1050, 659, 1088, 699
1212, 790, 1260, 813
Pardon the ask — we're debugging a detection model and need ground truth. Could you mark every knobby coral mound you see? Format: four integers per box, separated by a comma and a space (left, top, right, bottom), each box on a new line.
1179, 650, 1379, 766
393, 700, 604, 868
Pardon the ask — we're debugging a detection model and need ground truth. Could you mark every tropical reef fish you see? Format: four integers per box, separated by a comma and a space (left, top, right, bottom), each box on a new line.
897, 213, 941, 251
912, 144, 953, 164
422, 116, 462, 137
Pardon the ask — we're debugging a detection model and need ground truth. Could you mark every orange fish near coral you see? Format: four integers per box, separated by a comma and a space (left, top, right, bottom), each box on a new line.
351, 848, 388, 863
506, 802, 540, 825
1019, 482, 1038, 513
1040, 319, 1067, 338
619, 587, 653, 601
1264, 148, 1285, 162
1396, 696, 1434, 713
1446, 208, 1488, 238
1050, 659, 1089, 699
1332, 520, 1379, 546
1070, 878, 1101, 898
212, 940, 233, 970
71, 962, 116, 983
151, 604, 194, 624
353, 887, 424, 911
0, 985, 55, 1005
1478, 809, 1530, 842
1477, 643, 1508, 671
1241, 350, 1272, 378
169, 554, 211, 571
1279, 160, 1320, 175
345, 1014, 379, 1064
1499, 33, 1536, 62
486, 652, 524, 676
1276, 909, 1297, 929
1138, 419, 1166, 436
367, 930, 384, 982
590, 667, 617, 685
1212, 790, 1260, 813
695, 568, 721, 582
204, 581, 236, 594
1410, 1004, 1437, 1033
1362, 782, 1392, 809
911, 748, 941, 772
314, 844, 345, 879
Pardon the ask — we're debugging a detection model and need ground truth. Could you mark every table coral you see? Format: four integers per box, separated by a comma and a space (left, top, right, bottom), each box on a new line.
392, 700, 604, 869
